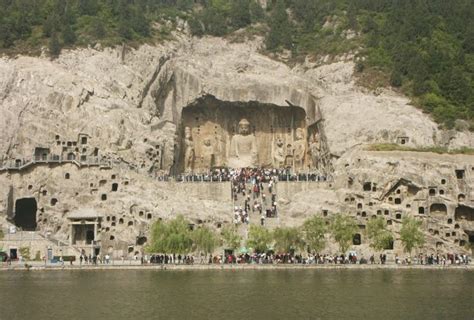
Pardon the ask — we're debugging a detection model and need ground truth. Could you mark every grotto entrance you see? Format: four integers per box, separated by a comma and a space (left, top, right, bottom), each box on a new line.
67, 209, 103, 247
455, 205, 474, 221
178, 96, 325, 174
14, 198, 37, 231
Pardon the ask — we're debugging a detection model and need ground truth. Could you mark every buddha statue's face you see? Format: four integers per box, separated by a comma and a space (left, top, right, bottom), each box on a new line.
295, 128, 304, 140
203, 139, 211, 147
185, 127, 192, 139
238, 119, 250, 135
276, 137, 284, 147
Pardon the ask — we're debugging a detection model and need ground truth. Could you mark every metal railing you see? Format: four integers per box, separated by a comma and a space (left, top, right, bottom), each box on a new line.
0, 155, 112, 172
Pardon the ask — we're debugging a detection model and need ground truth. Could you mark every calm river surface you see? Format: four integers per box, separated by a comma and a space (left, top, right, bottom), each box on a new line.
1, 269, 473, 320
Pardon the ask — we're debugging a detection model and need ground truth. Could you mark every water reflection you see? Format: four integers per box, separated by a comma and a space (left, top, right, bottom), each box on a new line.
0, 270, 472, 320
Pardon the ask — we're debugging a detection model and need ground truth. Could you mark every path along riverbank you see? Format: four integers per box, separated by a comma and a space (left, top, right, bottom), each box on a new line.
1, 262, 473, 271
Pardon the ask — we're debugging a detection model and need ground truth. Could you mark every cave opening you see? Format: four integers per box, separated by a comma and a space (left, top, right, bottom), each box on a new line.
14, 198, 37, 231
430, 203, 447, 215
177, 96, 324, 174
352, 234, 361, 245
455, 205, 474, 221
136, 236, 147, 245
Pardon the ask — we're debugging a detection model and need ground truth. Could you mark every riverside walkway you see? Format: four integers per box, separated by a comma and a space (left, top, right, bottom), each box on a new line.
1, 260, 472, 271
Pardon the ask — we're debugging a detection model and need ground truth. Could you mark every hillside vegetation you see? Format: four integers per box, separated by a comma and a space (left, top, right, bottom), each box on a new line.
1, 0, 472, 129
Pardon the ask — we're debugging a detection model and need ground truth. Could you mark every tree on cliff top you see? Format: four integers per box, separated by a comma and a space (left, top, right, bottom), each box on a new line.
266, 0, 292, 51
48, 33, 61, 58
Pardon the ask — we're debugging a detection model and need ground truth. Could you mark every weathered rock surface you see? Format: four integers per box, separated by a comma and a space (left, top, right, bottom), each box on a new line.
1, 34, 473, 258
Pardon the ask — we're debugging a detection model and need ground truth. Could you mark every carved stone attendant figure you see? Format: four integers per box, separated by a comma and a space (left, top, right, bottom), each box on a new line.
229, 118, 258, 168
293, 128, 306, 171
184, 127, 195, 172
201, 138, 215, 169
309, 131, 321, 169
272, 137, 285, 168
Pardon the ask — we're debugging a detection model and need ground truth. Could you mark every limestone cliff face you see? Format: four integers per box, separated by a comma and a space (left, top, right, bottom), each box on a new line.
1, 35, 472, 167
1, 34, 473, 257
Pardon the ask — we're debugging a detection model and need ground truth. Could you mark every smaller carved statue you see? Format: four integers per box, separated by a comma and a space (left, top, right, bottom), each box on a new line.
285, 143, 293, 168
309, 131, 321, 170
293, 128, 306, 171
184, 127, 195, 172
272, 136, 286, 168
201, 138, 215, 169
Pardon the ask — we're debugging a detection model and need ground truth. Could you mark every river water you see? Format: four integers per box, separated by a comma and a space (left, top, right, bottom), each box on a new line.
1, 269, 472, 319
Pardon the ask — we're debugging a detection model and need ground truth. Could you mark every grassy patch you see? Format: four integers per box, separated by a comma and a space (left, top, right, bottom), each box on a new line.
367, 143, 474, 155
354, 66, 390, 91
226, 24, 268, 43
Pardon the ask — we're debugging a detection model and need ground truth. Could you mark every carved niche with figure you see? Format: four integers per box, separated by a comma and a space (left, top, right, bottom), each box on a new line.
184, 127, 195, 173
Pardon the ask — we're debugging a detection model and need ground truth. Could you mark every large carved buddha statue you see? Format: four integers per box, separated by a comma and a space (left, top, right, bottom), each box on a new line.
228, 118, 258, 168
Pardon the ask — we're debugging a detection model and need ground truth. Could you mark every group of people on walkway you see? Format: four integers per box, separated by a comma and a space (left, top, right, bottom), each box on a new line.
393, 253, 470, 265
231, 168, 279, 226
154, 167, 329, 183
79, 253, 112, 265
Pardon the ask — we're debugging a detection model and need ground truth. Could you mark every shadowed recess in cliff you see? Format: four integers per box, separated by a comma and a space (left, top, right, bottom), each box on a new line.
13, 198, 37, 231
175, 95, 332, 174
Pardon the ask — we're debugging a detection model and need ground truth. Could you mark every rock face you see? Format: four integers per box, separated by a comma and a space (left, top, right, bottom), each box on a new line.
0, 35, 473, 258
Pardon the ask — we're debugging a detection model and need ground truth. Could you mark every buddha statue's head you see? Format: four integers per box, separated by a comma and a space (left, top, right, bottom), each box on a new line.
203, 138, 212, 147
295, 128, 304, 140
184, 127, 192, 139
238, 119, 250, 135
276, 137, 284, 147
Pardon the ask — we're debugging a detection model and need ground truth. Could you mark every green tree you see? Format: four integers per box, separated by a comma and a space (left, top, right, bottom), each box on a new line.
221, 225, 242, 251
230, 0, 251, 29
266, 0, 292, 50
400, 216, 425, 256
202, 6, 228, 36
246, 225, 272, 253
62, 23, 76, 45
118, 19, 133, 40
48, 33, 61, 57
78, 0, 98, 16
188, 16, 204, 36
166, 215, 194, 254
366, 217, 393, 251
330, 214, 358, 254
192, 226, 219, 255
90, 17, 106, 39
249, 0, 265, 23
302, 215, 327, 253
19, 247, 30, 261
273, 226, 304, 254
147, 215, 193, 254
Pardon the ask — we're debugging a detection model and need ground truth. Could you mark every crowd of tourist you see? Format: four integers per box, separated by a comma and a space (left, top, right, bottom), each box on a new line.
231, 168, 279, 226
143, 252, 470, 266
78, 253, 112, 265
154, 167, 330, 183
2, 251, 470, 268
394, 253, 470, 265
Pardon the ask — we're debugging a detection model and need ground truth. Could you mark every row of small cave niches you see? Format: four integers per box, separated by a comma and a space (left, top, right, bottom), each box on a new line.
101, 212, 153, 243
28, 173, 128, 205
